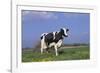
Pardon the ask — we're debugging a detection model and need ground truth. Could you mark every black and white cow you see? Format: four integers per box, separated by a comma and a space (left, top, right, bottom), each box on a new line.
40, 28, 69, 56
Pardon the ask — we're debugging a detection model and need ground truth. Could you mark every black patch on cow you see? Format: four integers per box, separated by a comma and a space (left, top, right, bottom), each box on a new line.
45, 32, 54, 45
54, 31, 63, 43
44, 31, 63, 46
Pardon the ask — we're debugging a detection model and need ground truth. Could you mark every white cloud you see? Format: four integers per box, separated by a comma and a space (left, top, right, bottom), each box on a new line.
63, 12, 79, 18
63, 12, 89, 19
22, 10, 58, 19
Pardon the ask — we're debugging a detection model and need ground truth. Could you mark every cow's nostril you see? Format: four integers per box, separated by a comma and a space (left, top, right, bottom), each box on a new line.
65, 35, 68, 37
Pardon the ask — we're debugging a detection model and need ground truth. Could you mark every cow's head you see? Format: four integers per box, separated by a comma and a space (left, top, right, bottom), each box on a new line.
60, 28, 69, 37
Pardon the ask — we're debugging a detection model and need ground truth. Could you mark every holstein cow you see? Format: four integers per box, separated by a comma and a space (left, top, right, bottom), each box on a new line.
40, 28, 69, 56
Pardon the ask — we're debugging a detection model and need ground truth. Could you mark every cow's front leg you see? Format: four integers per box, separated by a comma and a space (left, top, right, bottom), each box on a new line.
54, 45, 58, 56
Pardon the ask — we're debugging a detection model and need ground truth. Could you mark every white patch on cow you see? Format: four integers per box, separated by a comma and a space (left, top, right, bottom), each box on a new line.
41, 33, 48, 36
48, 40, 63, 48
49, 42, 56, 47
56, 40, 63, 48
63, 28, 68, 36
53, 32, 56, 40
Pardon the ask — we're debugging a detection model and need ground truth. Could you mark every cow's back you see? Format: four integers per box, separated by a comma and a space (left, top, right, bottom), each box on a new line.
45, 33, 54, 45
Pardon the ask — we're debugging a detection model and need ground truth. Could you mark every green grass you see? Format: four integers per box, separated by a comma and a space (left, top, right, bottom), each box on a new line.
22, 46, 90, 62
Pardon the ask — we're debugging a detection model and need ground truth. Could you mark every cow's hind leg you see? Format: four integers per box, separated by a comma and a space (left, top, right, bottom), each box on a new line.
41, 48, 43, 54
41, 39, 47, 54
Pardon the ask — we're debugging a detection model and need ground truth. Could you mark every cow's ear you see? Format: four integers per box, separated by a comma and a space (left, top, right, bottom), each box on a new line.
60, 28, 63, 32
60, 28, 64, 34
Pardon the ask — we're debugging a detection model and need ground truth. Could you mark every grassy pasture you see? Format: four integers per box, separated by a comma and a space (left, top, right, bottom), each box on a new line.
22, 46, 90, 62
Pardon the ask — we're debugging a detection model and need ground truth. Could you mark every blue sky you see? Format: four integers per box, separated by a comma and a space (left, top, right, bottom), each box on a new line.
22, 10, 90, 48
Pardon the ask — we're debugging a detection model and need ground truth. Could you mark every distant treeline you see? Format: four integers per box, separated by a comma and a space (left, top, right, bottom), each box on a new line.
22, 42, 89, 50
34, 41, 89, 48
62, 43, 89, 47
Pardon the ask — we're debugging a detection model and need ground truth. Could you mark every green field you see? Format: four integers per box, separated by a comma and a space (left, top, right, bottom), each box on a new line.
22, 46, 90, 62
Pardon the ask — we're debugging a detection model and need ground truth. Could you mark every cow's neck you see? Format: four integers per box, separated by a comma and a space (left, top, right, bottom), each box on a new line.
57, 31, 63, 38
54, 31, 63, 41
